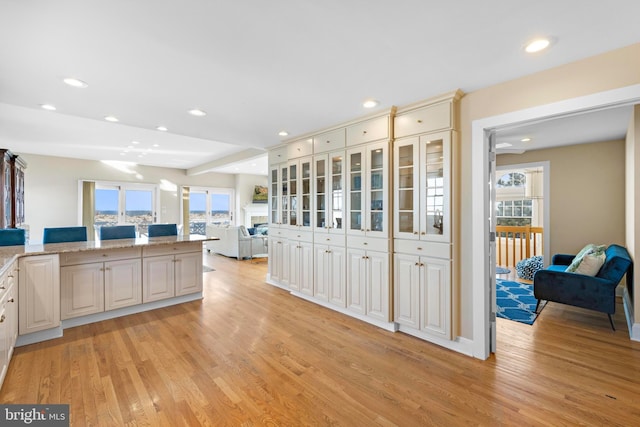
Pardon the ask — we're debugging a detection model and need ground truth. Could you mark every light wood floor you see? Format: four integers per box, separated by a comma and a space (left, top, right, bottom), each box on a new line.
2, 254, 640, 426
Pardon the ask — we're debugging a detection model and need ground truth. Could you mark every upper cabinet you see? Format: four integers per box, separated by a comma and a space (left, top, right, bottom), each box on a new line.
394, 131, 451, 242
314, 152, 345, 234
286, 157, 313, 230
346, 140, 389, 238
0, 149, 26, 229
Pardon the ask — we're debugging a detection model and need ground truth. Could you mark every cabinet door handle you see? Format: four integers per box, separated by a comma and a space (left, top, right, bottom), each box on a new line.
0, 285, 5, 290
7, 274, 13, 278
99, 268, 105, 272
417, 119, 423, 124
415, 262, 420, 266
413, 232, 418, 235
8, 298, 14, 303
0, 315, 5, 323
417, 247, 422, 251
421, 232, 426, 235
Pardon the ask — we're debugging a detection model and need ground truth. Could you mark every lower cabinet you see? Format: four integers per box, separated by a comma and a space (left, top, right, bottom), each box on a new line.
0, 264, 18, 390
289, 239, 313, 295
142, 243, 203, 303
394, 253, 451, 339
346, 248, 390, 322
60, 248, 142, 320
314, 244, 346, 307
60, 258, 142, 319
268, 236, 290, 287
18, 254, 60, 335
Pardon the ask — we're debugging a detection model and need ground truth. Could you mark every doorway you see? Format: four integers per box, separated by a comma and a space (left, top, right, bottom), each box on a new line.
471, 84, 640, 359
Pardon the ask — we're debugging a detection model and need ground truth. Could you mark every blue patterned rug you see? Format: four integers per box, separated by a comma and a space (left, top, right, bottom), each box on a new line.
496, 279, 541, 325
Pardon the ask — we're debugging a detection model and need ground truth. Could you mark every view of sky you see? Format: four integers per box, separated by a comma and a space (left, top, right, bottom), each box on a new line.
96, 189, 230, 212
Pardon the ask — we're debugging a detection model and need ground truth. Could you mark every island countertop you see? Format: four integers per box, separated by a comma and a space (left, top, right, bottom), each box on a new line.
0, 234, 219, 275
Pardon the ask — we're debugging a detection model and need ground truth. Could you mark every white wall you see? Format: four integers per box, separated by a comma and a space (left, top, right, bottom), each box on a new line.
235, 173, 268, 227
20, 153, 266, 243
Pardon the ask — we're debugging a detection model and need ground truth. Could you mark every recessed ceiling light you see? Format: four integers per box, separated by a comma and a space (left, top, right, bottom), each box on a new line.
521, 137, 532, 142
156, 126, 168, 132
525, 38, 551, 53
152, 144, 159, 147
131, 140, 140, 145
363, 99, 379, 108
188, 108, 207, 117
63, 77, 88, 88
496, 142, 513, 149
105, 115, 119, 122
127, 145, 134, 149
40, 104, 56, 111
278, 130, 289, 137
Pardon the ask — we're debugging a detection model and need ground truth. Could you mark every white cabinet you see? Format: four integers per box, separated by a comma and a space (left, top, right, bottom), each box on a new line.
268, 235, 290, 287
142, 243, 203, 303
18, 254, 60, 335
394, 253, 451, 339
346, 141, 389, 238
313, 152, 345, 234
60, 247, 142, 319
61, 263, 104, 319
394, 131, 451, 242
269, 162, 287, 228
346, 247, 390, 322
285, 156, 313, 230
0, 263, 18, 390
314, 243, 345, 306
289, 236, 313, 295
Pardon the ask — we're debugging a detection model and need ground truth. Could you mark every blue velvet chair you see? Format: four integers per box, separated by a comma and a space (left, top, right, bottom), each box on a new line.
42, 226, 88, 244
147, 223, 178, 237
533, 244, 633, 330
0, 228, 26, 246
99, 225, 136, 240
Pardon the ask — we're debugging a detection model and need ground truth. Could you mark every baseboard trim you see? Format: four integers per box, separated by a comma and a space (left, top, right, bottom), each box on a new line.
16, 327, 64, 347
397, 325, 475, 357
623, 288, 640, 341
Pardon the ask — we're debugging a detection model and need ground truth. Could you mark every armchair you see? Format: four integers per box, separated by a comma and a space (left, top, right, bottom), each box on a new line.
533, 244, 633, 330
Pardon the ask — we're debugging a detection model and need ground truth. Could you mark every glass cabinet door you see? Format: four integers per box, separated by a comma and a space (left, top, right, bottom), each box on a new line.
348, 151, 363, 232
301, 159, 311, 228
281, 165, 289, 226
369, 146, 385, 233
420, 132, 450, 240
288, 163, 297, 226
315, 157, 327, 230
394, 138, 418, 238
270, 166, 279, 226
330, 154, 343, 230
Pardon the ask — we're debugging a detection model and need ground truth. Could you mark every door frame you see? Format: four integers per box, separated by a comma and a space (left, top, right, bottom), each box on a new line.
471, 83, 640, 359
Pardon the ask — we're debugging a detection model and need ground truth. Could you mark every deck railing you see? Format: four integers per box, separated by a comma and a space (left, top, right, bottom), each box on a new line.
496, 225, 543, 267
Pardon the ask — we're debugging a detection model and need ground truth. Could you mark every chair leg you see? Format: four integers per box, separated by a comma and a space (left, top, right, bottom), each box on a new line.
608, 314, 616, 331
535, 299, 541, 314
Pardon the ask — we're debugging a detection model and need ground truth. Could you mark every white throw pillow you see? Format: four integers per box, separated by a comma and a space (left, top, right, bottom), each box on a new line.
574, 252, 606, 276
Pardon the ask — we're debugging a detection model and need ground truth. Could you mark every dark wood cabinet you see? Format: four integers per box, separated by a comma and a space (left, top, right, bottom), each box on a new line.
0, 149, 26, 228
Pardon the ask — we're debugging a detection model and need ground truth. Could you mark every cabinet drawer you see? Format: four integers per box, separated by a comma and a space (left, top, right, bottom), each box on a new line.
315, 234, 345, 247
60, 247, 141, 266
287, 138, 313, 158
313, 128, 346, 153
347, 236, 388, 252
394, 239, 451, 259
268, 227, 288, 239
288, 230, 313, 243
269, 146, 288, 165
346, 116, 389, 146
143, 242, 202, 257
395, 102, 452, 138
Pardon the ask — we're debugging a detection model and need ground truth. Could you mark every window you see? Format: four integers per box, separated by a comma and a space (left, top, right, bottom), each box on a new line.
188, 187, 234, 235
94, 182, 158, 236
496, 199, 532, 226
496, 172, 526, 188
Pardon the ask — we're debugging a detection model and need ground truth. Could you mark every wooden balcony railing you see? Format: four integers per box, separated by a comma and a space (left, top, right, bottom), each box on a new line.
496, 225, 543, 267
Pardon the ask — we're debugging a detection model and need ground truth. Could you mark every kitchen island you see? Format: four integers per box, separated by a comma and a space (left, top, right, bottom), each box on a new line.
0, 235, 217, 350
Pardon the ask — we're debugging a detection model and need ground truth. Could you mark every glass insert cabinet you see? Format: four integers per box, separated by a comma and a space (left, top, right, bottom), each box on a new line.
346, 141, 388, 238
393, 131, 451, 242
314, 152, 344, 233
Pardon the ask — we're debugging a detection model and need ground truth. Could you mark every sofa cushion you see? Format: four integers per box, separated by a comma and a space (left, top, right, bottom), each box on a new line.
574, 252, 606, 276
565, 244, 606, 273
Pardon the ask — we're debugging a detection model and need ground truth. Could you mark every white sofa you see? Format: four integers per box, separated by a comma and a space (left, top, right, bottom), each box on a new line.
205, 225, 267, 260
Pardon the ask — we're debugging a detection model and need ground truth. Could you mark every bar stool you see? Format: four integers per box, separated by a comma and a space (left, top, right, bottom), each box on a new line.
0, 228, 26, 246
147, 224, 178, 237
99, 225, 136, 240
42, 226, 88, 244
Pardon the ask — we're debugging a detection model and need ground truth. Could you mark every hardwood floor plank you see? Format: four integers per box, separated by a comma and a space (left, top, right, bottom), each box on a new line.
2, 253, 640, 426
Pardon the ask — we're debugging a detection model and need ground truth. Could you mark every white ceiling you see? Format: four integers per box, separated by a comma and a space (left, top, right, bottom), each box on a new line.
1, 1, 639, 175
